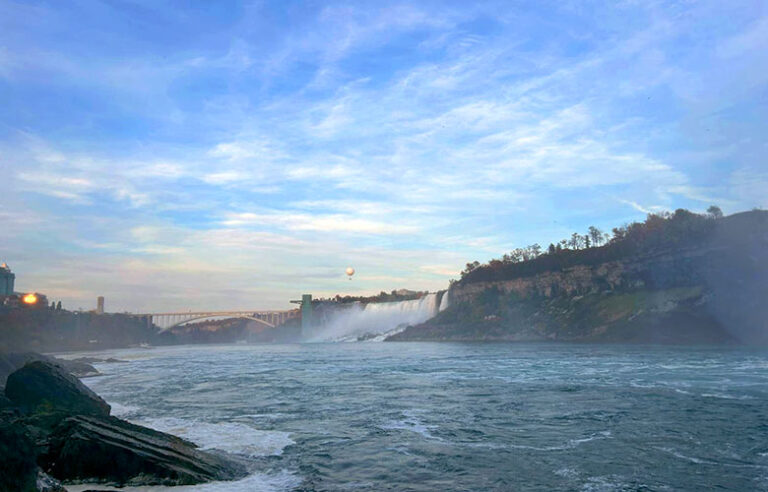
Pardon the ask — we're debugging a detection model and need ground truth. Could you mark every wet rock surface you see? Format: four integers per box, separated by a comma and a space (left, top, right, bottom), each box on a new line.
0, 417, 38, 491
5, 361, 111, 416
70, 357, 128, 364
0, 359, 247, 490
43, 415, 248, 486
1, 353, 100, 387
36, 470, 67, 492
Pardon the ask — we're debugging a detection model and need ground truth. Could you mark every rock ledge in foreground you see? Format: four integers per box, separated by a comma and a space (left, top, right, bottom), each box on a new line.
43, 415, 248, 486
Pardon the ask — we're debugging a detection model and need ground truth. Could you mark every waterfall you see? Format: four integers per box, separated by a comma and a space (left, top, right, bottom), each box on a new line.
308, 293, 440, 342
438, 289, 450, 311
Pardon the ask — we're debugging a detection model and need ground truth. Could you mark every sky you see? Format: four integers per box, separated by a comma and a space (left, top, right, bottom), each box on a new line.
1, 0, 767, 312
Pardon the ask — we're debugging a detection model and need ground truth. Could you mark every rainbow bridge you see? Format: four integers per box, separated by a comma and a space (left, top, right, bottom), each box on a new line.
137, 310, 299, 331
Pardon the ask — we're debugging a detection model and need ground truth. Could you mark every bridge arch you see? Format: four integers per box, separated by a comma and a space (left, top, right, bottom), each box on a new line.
161, 314, 276, 331
135, 309, 298, 331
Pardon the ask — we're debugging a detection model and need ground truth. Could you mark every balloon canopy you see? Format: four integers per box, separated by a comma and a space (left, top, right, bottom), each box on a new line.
345, 267, 355, 277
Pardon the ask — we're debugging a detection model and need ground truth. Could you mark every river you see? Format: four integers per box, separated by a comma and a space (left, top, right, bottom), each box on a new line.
61, 342, 768, 491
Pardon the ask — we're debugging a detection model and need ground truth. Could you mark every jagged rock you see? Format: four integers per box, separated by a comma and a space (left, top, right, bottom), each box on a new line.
0, 393, 13, 409
0, 418, 38, 492
5, 361, 110, 416
36, 470, 67, 492
43, 415, 248, 486
56, 358, 101, 378
71, 356, 127, 364
1, 353, 100, 386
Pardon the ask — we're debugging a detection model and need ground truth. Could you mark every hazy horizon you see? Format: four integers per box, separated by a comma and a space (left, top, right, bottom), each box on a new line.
1, 0, 766, 312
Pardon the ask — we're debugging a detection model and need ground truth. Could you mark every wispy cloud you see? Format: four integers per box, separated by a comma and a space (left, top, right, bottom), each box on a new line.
220, 212, 419, 235
0, 0, 765, 310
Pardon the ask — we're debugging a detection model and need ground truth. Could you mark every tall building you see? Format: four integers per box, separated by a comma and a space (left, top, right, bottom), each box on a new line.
96, 296, 105, 314
0, 263, 15, 297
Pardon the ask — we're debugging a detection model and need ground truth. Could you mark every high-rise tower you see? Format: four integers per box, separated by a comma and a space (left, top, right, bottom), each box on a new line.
0, 263, 15, 297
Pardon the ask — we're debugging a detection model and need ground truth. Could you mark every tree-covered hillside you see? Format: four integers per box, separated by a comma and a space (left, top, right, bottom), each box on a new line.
459, 207, 747, 285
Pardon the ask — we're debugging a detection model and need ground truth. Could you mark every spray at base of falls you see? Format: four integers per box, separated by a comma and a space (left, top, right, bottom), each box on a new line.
307, 293, 442, 342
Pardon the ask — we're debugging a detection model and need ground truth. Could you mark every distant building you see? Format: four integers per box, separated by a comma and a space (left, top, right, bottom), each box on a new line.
394, 288, 418, 296
3, 291, 48, 310
97, 296, 105, 314
0, 263, 15, 297
0, 263, 49, 310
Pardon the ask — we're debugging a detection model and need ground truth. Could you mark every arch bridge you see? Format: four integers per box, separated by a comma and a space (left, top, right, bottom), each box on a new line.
138, 310, 299, 331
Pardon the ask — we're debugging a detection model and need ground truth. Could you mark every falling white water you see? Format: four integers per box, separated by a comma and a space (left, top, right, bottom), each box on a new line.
438, 290, 450, 312
308, 293, 440, 342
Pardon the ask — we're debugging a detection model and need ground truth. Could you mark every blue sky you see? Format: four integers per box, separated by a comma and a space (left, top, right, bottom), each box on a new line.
1, 0, 766, 312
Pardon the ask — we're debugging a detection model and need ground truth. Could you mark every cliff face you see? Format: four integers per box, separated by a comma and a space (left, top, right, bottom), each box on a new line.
0, 309, 161, 353
448, 248, 709, 304
389, 211, 768, 344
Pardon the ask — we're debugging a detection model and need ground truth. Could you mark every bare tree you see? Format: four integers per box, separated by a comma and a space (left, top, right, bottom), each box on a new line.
588, 226, 603, 246
569, 232, 583, 249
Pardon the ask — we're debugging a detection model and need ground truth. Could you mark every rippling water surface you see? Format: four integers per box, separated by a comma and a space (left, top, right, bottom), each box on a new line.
63, 343, 768, 491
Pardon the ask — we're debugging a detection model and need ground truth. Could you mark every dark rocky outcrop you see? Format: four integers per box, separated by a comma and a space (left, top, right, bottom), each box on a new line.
0, 393, 13, 409
54, 358, 101, 378
36, 471, 67, 492
0, 417, 38, 491
1, 352, 100, 388
42, 415, 248, 486
0, 414, 68, 491
71, 357, 127, 364
5, 361, 111, 417
0, 360, 248, 489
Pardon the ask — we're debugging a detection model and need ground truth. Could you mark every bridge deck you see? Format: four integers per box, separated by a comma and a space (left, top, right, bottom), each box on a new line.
134, 309, 300, 331
139, 310, 295, 316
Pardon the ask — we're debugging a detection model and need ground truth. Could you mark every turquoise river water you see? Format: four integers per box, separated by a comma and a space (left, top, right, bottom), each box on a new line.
61, 342, 768, 491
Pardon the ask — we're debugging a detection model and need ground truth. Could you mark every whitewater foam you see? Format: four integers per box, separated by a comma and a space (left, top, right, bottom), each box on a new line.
379, 409, 440, 440
109, 401, 141, 418
135, 417, 295, 457
506, 431, 612, 452
66, 469, 301, 492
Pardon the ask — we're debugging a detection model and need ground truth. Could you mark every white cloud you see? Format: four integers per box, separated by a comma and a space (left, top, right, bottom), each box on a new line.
208, 140, 284, 161
221, 211, 419, 235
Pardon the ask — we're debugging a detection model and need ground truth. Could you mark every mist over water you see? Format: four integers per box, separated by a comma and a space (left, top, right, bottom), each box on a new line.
308, 293, 442, 342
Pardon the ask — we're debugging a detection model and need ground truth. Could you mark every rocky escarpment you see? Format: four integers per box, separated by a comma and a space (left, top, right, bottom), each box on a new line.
0, 360, 247, 490
447, 248, 707, 305
390, 211, 768, 344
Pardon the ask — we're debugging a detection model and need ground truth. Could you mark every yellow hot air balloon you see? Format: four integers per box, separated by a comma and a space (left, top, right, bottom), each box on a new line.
345, 267, 355, 280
